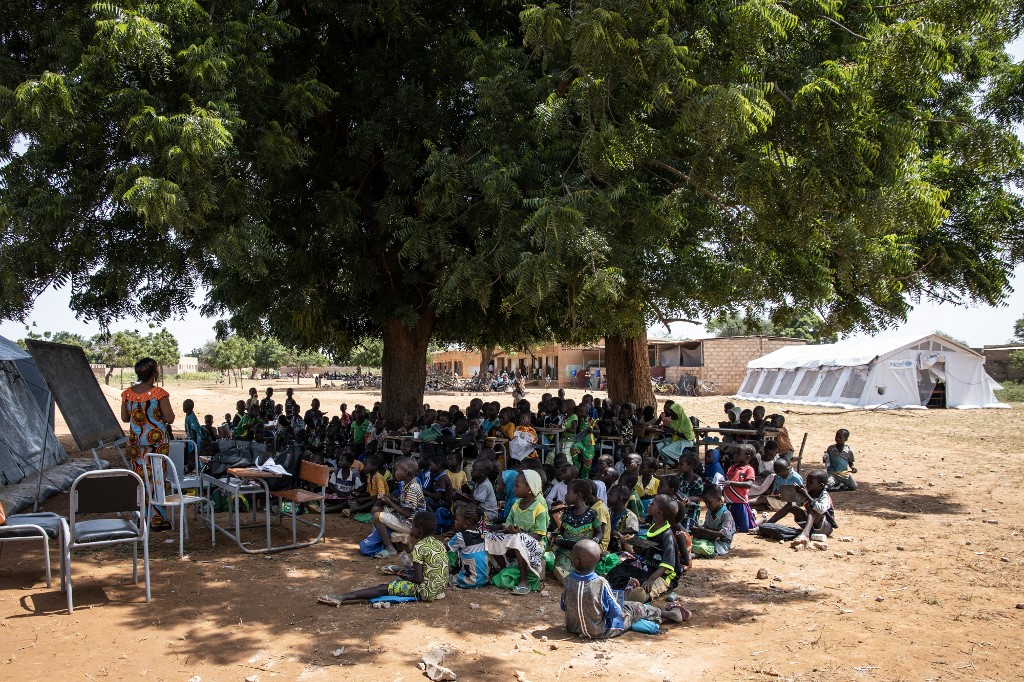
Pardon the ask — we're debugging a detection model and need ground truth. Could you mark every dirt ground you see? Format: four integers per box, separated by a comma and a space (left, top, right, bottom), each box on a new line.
2, 378, 1022, 681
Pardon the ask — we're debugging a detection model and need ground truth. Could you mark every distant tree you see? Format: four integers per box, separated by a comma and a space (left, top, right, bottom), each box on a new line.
1014, 316, 1024, 343
345, 338, 383, 369
706, 314, 773, 339
49, 331, 89, 347
144, 328, 180, 379
707, 311, 837, 343
287, 348, 329, 384
90, 330, 146, 385
252, 336, 289, 377
208, 336, 255, 388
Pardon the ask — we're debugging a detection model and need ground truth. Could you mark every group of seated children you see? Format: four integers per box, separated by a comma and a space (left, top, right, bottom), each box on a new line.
303, 397, 857, 642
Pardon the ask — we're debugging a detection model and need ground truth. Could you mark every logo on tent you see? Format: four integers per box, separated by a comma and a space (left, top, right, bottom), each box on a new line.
888, 359, 914, 369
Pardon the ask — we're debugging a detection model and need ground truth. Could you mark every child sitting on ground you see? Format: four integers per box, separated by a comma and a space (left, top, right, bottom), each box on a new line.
553, 479, 605, 581
789, 470, 838, 547
824, 429, 857, 491
348, 455, 388, 515
587, 479, 612, 553
545, 464, 577, 508
677, 451, 704, 531
765, 466, 835, 548
750, 457, 804, 515
606, 494, 680, 602
608, 484, 639, 553
445, 451, 469, 494
370, 457, 427, 559
469, 459, 499, 521
317, 512, 448, 605
691, 486, 736, 557
447, 504, 490, 588
635, 457, 660, 514
561, 540, 687, 639
509, 412, 539, 461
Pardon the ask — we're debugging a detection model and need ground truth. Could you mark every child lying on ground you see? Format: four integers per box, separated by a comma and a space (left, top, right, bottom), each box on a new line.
562, 539, 687, 639
317, 512, 448, 605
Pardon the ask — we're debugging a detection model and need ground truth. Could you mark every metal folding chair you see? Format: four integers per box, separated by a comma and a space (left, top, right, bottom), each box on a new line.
67, 469, 150, 612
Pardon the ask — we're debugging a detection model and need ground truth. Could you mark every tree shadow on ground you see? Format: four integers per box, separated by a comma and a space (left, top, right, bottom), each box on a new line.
1, 504, 821, 676
832, 481, 966, 519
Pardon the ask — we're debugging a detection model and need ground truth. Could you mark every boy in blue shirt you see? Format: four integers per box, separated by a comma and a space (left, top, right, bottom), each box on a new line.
561, 540, 686, 639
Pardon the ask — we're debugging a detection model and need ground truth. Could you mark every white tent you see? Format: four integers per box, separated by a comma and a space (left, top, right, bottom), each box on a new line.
735, 334, 1008, 409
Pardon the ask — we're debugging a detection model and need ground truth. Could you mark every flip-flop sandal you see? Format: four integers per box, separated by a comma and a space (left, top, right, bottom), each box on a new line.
317, 595, 343, 608
380, 565, 405, 575
512, 585, 531, 595
373, 549, 397, 559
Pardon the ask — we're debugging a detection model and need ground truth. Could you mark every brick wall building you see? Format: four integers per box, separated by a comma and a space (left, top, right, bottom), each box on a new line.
658, 336, 808, 394
432, 336, 806, 393
980, 344, 1024, 382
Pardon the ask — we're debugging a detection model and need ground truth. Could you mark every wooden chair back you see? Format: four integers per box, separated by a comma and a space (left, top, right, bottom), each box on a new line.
298, 460, 330, 487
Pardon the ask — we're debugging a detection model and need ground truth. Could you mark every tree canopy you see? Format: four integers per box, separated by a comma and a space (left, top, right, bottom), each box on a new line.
1, 1, 1021, 414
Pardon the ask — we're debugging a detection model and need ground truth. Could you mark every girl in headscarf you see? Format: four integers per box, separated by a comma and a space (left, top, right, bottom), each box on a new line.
704, 448, 726, 490
484, 468, 549, 594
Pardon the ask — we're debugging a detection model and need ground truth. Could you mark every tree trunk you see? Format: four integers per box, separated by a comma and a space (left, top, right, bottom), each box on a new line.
479, 345, 493, 377
105, 366, 113, 385
381, 309, 435, 429
605, 331, 656, 409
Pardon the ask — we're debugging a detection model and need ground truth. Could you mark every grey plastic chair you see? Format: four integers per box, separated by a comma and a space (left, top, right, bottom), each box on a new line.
67, 469, 150, 612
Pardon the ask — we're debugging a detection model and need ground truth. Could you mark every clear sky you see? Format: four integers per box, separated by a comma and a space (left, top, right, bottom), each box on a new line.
2, 37, 1022, 353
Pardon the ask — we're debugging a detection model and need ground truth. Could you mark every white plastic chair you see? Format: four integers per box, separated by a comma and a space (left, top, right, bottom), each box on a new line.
144, 452, 210, 557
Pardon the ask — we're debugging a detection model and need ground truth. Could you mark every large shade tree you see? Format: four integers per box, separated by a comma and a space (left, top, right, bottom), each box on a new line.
2, 0, 1022, 415
0, 0, 558, 425
480, 0, 1024, 406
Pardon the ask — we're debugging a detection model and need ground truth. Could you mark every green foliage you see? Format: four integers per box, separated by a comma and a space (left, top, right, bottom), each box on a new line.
344, 338, 384, 369
0, 0, 1021, 414
707, 311, 838, 343
205, 335, 255, 387
288, 348, 329, 375
994, 379, 1024, 402
144, 328, 180, 370
1014, 316, 1024, 343
1010, 350, 1024, 370
252, 336, 289, 372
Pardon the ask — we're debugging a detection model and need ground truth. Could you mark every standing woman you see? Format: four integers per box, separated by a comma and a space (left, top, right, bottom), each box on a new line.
121, 357, 175, 531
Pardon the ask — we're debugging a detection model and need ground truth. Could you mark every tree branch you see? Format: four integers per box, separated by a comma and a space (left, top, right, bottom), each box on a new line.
821, 15, 869, 41
651, 160, 740, 225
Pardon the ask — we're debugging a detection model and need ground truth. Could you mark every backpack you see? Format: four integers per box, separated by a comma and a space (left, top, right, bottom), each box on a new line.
201, 447, 252, 479
267, 445, 304, 491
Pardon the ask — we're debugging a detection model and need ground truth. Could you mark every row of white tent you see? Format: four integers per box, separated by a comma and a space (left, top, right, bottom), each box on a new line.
736, 333, 1007, 409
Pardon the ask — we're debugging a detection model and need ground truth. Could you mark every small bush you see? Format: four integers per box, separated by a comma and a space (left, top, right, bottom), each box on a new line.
168, 371, 224, 382
995, 380, 1024, 403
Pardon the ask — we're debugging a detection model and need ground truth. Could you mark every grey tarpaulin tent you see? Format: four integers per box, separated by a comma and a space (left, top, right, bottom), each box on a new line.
0, 334, 68, 486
